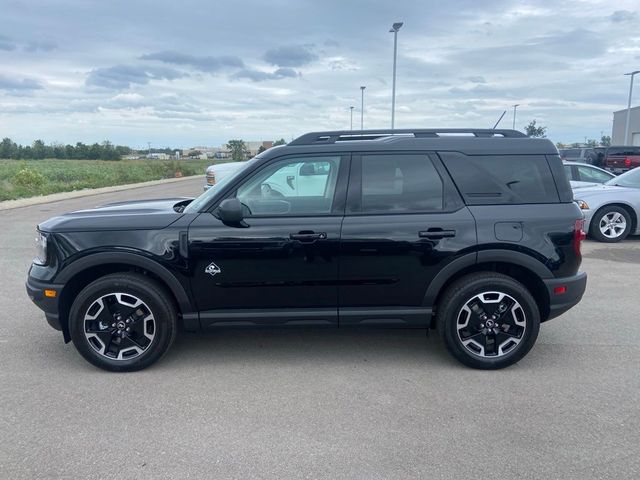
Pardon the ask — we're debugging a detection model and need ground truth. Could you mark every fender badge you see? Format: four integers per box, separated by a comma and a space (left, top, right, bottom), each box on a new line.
205, 262, 221, 276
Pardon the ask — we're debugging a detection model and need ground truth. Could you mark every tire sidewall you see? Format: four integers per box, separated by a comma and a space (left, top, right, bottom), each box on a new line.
69, 275, 175, 372
591, 206, 631, 243
441, 277, 540, 369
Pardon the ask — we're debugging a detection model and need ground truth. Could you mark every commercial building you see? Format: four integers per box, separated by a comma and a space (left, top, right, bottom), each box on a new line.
612, 106, 640, 145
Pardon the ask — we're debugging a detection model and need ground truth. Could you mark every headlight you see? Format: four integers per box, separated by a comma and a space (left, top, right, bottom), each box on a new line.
576, 200, 589, 210
34, 231, 48, 265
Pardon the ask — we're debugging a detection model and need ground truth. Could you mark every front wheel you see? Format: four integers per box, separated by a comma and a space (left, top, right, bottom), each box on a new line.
437, 272, 540, 369
69, 273, 177, 372
590, 206, 631, 243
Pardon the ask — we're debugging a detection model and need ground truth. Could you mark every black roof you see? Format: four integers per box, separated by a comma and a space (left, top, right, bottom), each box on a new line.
272, 129, 558, 156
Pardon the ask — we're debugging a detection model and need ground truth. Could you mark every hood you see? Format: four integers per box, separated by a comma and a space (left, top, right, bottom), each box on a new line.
39, 197, 193, 232
570, 180, 600, 189
572, 184, 639, 201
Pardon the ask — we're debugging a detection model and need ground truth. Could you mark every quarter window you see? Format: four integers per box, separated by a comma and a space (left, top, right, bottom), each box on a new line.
439, 153, 559, 205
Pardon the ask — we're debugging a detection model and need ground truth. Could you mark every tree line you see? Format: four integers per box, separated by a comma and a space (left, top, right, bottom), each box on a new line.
1, 138, 133, 160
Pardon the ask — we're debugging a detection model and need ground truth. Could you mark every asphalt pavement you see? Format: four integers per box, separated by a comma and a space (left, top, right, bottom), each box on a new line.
1, 177, 639, 479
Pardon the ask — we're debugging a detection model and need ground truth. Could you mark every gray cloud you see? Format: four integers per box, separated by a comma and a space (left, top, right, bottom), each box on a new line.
24, 40, 57, 53
232, 67, 299, 82
463, 76, 486, 83
0, 75, 43, 91
140, 51, 244, 72
264, 45, 318, 67
0, 35, 16, 51
86, 65, 186, 89
610, 10, 637, 23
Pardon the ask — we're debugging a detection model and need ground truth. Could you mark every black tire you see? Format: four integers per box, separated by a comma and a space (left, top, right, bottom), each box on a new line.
437, 272, 540, 369
69, 273, 177, 372
590, 206, 632, 243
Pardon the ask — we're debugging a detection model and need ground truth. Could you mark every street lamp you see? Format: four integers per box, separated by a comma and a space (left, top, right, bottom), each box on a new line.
624, 71, 640, 145
350, 106, 354, 130
512, 104, 520, 130
360, 86, 366, 130
389, 21, 403, 129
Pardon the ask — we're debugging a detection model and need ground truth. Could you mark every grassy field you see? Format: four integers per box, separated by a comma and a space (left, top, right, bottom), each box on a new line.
0, 158, 215, 201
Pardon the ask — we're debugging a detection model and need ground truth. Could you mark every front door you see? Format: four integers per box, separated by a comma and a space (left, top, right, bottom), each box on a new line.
188, 154, 348, 327
339, 152, 476, 326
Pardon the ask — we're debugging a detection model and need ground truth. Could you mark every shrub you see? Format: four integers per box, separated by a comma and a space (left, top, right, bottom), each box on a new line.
13, 167, 45, 189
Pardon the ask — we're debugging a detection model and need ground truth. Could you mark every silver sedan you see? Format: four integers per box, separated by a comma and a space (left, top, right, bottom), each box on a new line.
574, 168, 640, 242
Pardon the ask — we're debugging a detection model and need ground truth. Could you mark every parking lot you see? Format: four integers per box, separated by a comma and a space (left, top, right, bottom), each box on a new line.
1, 177, 639, 479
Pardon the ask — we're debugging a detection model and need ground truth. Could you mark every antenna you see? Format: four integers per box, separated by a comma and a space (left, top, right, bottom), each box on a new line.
492, 110, 506, 129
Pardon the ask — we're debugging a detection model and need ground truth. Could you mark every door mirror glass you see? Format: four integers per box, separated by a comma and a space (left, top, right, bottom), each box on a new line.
217, 198, 244, 224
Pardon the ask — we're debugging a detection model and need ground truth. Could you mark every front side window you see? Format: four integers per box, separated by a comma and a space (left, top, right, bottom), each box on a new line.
235, 156, 341, 216
577, 166, 613, 183
359, 154, 444, 213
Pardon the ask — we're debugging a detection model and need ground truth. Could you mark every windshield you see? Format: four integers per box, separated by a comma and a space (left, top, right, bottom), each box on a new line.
605, 167, 640, 188
183, 158, 258, 213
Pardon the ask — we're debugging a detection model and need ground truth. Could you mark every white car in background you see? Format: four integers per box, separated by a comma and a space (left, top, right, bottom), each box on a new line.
574, 167, 640, 242
563, 161, 615, 189
204, 161, 247, 190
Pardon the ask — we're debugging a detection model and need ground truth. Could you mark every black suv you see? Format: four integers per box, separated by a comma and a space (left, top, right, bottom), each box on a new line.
26, 129, 587, 371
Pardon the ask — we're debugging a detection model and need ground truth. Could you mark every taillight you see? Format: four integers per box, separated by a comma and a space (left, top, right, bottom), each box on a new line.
625, 157, 632, 167
573, 218, 586, 256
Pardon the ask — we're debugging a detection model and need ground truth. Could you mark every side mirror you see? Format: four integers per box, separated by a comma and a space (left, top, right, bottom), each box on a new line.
216, 198, 244, 224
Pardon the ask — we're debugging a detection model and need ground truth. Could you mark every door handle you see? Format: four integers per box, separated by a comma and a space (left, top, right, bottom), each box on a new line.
418, 228, 456, 239
289, 231, 327, 242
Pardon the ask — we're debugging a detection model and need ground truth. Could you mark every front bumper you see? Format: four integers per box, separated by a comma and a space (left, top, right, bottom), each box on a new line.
25, 276, 64, 331
543, 271, 587, 321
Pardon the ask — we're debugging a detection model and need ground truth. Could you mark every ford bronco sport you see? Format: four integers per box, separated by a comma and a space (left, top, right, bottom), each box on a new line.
26, 129, 587, 371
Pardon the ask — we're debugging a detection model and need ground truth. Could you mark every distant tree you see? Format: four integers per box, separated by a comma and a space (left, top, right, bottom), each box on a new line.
570, 142, 581, 148
227, 139, 247, 161
556, 142, 567, 149
600, 135, 611, 146
273, 138, 287, 146
524, 120, 547, 138
0, 137, 18, 159
585, 138, 597, 147
32, 139, 47, 159
257, 145, 266, 154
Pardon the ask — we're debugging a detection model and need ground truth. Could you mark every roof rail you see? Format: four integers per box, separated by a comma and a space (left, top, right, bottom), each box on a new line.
289, 129, 527, 146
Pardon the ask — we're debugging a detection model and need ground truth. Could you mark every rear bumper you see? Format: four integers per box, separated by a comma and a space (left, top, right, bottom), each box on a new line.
543, 271, 587, 321
25, 276, 64, 331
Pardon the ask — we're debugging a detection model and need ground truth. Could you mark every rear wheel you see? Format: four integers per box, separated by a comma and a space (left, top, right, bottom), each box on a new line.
590, 206, 631, 243
437, 272, 540, 369
69, 273, 177, 372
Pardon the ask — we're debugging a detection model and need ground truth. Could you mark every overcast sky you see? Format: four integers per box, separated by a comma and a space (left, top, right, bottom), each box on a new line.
1, 0, 639, 148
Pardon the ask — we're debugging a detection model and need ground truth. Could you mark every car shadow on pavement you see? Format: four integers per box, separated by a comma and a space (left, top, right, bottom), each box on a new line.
161, 327, 456, 370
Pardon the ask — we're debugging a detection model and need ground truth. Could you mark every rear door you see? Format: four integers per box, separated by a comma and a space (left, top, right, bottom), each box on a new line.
338, 152, 477, 326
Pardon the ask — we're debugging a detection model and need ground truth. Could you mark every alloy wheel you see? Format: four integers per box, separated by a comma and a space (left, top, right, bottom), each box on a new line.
456, 291, 527, 358
599, 212, 627, 239
83, 292, 156, 361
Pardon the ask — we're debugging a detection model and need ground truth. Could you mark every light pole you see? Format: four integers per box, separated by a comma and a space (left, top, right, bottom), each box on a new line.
389, 22, 403, 129
350, 106, 354, 130
360, 86, 366, 130
512, 104, 520, 130
624, 71, 640, 145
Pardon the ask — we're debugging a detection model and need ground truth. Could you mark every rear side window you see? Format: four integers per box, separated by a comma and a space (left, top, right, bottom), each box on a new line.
439, 152, 559, 205
608, 147, 640, 156
360, 154, 443, 213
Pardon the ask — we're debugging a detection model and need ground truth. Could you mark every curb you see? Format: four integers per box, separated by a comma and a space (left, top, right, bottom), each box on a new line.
0, 175, 201, 211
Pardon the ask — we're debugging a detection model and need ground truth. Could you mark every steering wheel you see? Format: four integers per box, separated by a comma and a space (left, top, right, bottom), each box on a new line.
261, 183, 285, 198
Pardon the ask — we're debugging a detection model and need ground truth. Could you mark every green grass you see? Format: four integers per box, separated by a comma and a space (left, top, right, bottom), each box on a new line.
0, 158, 217, 201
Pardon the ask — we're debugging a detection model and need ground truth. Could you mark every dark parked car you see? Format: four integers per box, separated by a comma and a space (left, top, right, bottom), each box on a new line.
604, 146, 640, 173
26, 129, 587, 371
559, 148, 593, 163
